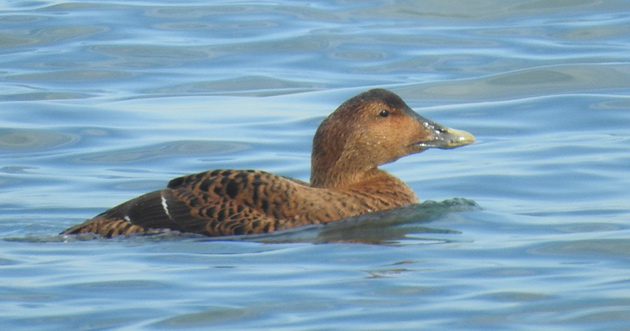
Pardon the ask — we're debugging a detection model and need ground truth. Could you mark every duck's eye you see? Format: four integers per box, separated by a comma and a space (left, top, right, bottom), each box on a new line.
379, 109, 390, 117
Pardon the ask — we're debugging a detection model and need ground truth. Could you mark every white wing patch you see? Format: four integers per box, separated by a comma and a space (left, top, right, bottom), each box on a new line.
161, 194, 173, 220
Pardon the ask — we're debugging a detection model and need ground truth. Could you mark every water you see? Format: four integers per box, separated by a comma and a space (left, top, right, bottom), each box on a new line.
2, 0, 630, 329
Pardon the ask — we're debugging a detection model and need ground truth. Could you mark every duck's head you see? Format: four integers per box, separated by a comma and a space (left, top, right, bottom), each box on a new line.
311, 88, 475, 188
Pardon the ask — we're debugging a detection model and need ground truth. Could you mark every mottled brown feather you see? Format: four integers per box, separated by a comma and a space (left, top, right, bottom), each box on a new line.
61, 89, 475, 238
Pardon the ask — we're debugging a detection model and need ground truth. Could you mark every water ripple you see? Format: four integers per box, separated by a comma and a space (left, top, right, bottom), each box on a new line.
1, 1, 629, 330
0, 128, 78, 152
75, 140, 249, 163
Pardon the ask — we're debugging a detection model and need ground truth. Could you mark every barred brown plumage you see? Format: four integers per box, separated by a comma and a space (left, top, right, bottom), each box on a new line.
61, 89, 475, 238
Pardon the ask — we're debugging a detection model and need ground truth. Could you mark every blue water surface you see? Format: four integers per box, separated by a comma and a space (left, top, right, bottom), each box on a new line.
1, 0, 630, 329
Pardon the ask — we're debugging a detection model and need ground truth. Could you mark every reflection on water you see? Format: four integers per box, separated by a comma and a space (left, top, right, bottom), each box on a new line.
8, 198, 479, 245
1, 0, 629, 330
75, 140, 249, 163
312, 198, 478, 244
0, 129, 78, 151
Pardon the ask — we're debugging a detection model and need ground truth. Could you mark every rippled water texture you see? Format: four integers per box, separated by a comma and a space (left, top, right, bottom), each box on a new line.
1, 1, 630, 329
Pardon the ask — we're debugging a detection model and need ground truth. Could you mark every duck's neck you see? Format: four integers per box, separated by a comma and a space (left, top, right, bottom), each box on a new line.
309, 140, 418, 204
311, 165, 418, 204
309, 111, 395, 189
310, 134, 378, 188
310, 163, 380, 189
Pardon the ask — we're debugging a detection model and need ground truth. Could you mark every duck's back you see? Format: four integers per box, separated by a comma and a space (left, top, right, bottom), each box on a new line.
61, 169, 418, 237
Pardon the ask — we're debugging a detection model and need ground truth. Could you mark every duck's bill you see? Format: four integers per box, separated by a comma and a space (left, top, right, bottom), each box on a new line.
416, 121, 476, 149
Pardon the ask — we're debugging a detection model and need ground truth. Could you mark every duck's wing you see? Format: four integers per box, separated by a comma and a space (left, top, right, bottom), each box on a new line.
61, 170, 290, 237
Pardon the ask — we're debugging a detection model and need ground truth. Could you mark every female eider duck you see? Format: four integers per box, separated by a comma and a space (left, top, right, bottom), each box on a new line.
61, 89, 475, 238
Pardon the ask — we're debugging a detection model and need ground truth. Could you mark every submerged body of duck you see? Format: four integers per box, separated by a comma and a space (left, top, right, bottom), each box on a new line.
61, 89, 475, 238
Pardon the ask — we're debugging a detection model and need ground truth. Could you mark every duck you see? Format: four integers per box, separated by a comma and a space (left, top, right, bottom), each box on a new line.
61, 89, 475, 238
